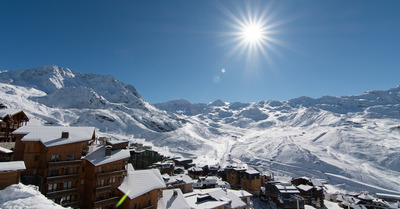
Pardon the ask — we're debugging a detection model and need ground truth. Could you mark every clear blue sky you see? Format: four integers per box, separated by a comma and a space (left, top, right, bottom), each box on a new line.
1, 1, 399, 104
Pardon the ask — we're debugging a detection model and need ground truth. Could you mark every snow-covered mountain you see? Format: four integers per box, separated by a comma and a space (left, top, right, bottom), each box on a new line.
1, 65, 400, 195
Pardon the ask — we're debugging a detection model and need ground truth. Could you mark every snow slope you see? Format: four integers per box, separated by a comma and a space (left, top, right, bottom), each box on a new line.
1, 65, 399, 194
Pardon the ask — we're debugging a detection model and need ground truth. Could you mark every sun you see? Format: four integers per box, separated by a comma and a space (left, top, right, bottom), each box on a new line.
218, 1, 289, 67
242, 24, 263, 43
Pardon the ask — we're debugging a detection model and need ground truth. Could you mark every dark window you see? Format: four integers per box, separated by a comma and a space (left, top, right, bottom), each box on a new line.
34, 155, 39, 161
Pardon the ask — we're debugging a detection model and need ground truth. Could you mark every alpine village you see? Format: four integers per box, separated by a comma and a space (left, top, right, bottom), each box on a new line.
0, 109, 399, 209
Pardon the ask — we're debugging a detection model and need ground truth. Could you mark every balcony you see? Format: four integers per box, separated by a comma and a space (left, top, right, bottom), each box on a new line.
96, 170, 126, 179
48, 160, 82, 169
62, 201, 79, 208
95, 185, 112, 194
93, 196, 120, 208
46, 188, 78, 199
47, 174, 79, 184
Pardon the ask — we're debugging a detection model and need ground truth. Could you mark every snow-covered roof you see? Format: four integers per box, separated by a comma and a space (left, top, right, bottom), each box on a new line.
207, 189, 247, 208
0, 183, 67, 209
0, 161, 25, 172
0, 109, 25, 118
226, 189, 252, 198
311, 178, 324, 187
118, 169, 166, 200
245, 169, 260, 175
106, 139, 128, 145
185, 194, 228, 209
13, 126, 95, 147
0, 146, 13, 154
84, 145, 130, 166
175, 158, 193, 162
184, 188, 248, 209
296, 184, 313, 192
188, 167, 203, 172
276, 184, 300, 193
358, 193, 375, 201
158, 189, 191, 209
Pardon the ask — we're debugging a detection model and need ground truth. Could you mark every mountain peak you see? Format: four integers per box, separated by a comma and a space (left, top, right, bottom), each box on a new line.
209, 99, 226, 107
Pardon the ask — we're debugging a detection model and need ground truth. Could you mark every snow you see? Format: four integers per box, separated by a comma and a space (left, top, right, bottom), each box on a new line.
296, 184, 314, 192
0, 146, 13, 154
118, 169, 166, 200
158, 189, 191, 209
84, 145, 130, 166
13, 126, 95, 147
0, 161, 25, 172
0, 183, 68, 209
1, 65, 400, 195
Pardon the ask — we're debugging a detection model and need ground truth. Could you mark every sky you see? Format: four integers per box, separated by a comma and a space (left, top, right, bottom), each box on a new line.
1, 0, 399, 104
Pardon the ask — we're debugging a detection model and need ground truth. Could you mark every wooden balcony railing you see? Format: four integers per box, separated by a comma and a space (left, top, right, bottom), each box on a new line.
46, 188, 78, 199
95, 185, 112, 194
96, 170, 126, 179
93, 196, 120, 208
46, 174, 79, 184
61, 201, 79, 208
48, 160, 82, 169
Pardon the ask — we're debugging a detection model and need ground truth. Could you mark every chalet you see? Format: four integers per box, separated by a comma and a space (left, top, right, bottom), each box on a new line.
83, 145, 130, 209
291, 177, 324, 208
184, 188, 252, 209
174, 158, 194, 169
163, 173, 195, 193
158, 189, 191, 209
152, 161, 175, 175
188, 166, 203, 179
225, 166, 261, 195
129, 148, 164, 170
0, 109, 29, 142
240, 169, 261, 195
0, 161, 25, 189
263, 182, 304, 209
118, 169, 166, 209
193, 176, 231, 190
12, 126, 95, 208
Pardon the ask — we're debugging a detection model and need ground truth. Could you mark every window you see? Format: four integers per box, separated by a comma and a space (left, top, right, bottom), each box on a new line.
134, 203, 139, 209
34, 155, 39, 161
65, 167, 73, 175
66, 154, 74, 161
110, 165, 117, 172
99, 166, 105, 173
50, 169, 59, 176
48, 183, 57, 192
109, 177, 116, 184
96, 193, 104, 201
63, 181, 72, 189
81, 180, 85, 185
98, 179, 104, 187
51, 155, 60, 162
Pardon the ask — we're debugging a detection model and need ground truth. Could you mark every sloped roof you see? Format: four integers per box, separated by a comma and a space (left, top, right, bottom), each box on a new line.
158, 189, 191, 209
118, 169, 166, 200
84, 145, 130, 166
13, 126, 95, 147
0, 161, 26, 172
0, 146, 13, 154
296, 184, 313, 192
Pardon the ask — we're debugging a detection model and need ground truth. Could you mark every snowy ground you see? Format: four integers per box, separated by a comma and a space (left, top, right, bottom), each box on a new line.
0, 184, 67, 209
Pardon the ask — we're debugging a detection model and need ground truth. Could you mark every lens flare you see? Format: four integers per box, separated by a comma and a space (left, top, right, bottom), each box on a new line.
116, 190, 130, 208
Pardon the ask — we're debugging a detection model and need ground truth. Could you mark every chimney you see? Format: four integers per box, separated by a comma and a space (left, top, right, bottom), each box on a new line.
173, 190, 178, 196
105, 145, 112, 157
61, 131, 69, 138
